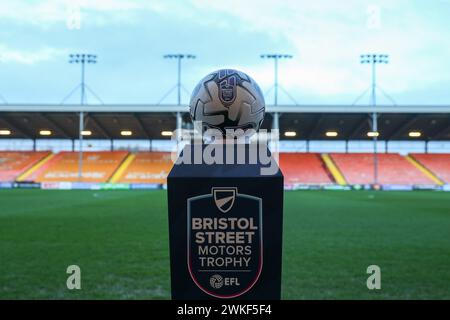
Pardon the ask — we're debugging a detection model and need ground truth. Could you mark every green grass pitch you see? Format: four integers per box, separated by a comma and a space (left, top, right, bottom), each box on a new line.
1, 189, 449, 299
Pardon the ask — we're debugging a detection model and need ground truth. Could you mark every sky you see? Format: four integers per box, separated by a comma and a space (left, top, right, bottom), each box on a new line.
0, 0, 449, 105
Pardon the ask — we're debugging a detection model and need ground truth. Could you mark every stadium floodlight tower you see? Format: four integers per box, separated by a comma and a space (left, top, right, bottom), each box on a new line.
68, 53, 98, 181
260, 54, 293, 131
360, 53, 389, 185
162, 54, 196, 141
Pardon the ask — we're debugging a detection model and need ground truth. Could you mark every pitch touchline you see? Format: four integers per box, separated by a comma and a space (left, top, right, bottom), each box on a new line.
198, 269, 252, 272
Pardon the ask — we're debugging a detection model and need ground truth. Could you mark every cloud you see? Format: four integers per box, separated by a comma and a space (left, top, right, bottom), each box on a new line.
0, 44, 66, 64
0, 0, 197, 28
0, 0, 448, 103
189, 0, 450, 100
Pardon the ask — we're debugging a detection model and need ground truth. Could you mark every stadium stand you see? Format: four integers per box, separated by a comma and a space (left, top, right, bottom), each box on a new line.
330, 153, 435, 185
0, 151, 51, 182
321, 154, 347, 185
1, 148, 449, 187
115, 152, 173, 184
28, 151, 129, 183
410, 154, 450, 184
279, 153, 333, 185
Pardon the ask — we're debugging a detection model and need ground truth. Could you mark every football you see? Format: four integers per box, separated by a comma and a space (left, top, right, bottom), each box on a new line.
189, 69, 265, 135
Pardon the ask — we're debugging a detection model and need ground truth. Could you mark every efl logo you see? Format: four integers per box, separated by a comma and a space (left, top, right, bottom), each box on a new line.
210, 274, 241, 289
187, 187, 263, 299
209, 274, 223, 289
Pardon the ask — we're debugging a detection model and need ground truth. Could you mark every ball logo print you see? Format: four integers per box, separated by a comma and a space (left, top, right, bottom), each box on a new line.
218, 69, 237, 104
187, 187, 263, 299
189, 69, 265, 135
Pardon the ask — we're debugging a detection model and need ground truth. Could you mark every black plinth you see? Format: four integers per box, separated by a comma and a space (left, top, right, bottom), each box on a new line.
167, 144, 283, 300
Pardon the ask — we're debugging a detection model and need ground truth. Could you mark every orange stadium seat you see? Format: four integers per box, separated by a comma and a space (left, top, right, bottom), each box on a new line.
31, 151, 129, 183
0, 151, 50, 182
330, 153, 434, 185
279, 153, 333, 185
411, 154, 450, 183
117, 152, 173, 184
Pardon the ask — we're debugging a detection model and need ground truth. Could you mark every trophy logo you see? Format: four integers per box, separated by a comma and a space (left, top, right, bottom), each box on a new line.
187, 188, 263, 299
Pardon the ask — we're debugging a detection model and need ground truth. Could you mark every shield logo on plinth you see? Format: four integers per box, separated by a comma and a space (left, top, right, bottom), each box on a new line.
187, 187, 263, 299
213, 188, 236, 213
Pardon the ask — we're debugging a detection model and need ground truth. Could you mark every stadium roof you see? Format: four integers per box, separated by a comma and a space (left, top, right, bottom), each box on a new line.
0, 104, 449, 140
1, 104, 450, 113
